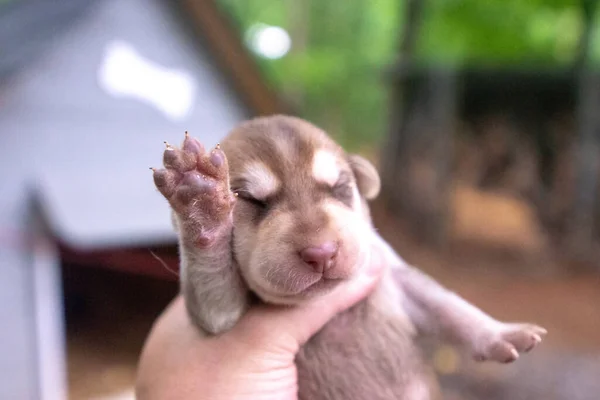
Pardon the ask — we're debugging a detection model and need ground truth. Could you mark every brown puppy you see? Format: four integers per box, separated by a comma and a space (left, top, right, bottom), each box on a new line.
152, 115, 546, 400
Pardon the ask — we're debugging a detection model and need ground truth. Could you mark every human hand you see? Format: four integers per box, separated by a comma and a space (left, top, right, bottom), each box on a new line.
135, 247, 385, 400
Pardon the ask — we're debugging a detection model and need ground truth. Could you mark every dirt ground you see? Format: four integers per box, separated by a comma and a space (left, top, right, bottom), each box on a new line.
370, 185, 600, 400
64, 184, 600, 399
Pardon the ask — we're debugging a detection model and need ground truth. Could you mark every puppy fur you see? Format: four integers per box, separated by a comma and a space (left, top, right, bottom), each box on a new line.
151, 115, 546, 400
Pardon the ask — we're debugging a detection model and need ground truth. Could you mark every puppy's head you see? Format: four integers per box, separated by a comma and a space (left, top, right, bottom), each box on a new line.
221, 115, 380, 305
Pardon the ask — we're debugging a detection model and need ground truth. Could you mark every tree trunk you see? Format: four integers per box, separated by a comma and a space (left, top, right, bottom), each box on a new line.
567, 0, 600, 262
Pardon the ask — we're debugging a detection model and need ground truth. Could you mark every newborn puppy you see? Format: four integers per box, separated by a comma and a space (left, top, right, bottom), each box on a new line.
152, 115, 546, 400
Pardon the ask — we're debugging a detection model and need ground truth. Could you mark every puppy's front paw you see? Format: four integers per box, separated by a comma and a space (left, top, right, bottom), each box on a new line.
152, 132, 235, 246
473, 323, 547, 363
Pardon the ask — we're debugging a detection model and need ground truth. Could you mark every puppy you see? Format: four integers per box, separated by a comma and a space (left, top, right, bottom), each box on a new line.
152, 115, 546, 400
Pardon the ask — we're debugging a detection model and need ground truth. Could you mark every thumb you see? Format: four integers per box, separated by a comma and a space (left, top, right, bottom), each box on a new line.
242, 248, 385, 348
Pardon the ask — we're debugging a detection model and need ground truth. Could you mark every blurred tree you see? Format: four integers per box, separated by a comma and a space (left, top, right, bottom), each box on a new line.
217, 0, 597, 151
218, 0, 401, 150
418, 0, 584, 66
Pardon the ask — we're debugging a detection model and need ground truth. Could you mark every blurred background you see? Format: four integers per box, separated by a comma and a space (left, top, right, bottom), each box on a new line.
1, 0, 599, 399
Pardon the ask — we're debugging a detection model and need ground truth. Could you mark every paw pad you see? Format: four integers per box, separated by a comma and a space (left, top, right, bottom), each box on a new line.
151, 132, 235, 245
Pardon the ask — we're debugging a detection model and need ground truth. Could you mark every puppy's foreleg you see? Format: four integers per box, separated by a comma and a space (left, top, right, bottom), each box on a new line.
393, 267, 546, 363
153, 134, 249, 335
177, 223, 248, 335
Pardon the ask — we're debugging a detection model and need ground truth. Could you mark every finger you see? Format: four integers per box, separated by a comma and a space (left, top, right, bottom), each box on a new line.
291, 264, 383, 345
253, 247, 386, 347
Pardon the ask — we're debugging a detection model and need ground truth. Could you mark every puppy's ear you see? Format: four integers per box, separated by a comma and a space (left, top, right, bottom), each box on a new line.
348, 154, 380, 200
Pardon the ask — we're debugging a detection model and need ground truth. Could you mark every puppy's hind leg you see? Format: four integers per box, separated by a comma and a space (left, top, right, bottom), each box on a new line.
393, 267, 547, 364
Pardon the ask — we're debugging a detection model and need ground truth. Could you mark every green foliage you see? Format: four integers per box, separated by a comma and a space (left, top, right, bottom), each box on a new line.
216, 0, 597, 151
418, 0, 584, 66
217, 0, 401, 151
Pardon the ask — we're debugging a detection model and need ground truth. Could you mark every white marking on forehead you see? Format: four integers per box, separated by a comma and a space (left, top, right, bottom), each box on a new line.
242, 162, 280, 199
312, 150, 340, 186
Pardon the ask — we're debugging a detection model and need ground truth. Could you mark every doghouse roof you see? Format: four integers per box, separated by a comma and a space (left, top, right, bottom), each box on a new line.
0, 0, 286, 250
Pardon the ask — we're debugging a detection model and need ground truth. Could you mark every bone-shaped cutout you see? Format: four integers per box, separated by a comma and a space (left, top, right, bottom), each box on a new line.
97, 39, 196, 121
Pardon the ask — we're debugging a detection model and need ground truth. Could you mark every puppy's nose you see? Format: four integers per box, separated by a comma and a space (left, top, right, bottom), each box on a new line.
299, 242, 338, 273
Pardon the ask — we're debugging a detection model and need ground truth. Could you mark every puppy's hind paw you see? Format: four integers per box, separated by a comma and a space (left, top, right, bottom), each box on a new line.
473, 323, 547, 364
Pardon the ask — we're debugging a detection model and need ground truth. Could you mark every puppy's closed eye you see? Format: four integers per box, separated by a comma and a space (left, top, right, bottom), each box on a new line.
234, 190, 269, 210
330, 172, 354, 207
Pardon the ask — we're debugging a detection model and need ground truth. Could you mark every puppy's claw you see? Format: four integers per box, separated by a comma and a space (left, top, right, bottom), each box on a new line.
525, 334, 542, 352
478, 323, 546, 363
508, 348, 519, 363
183, 134, 205, 155
537, 327, 548, 336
